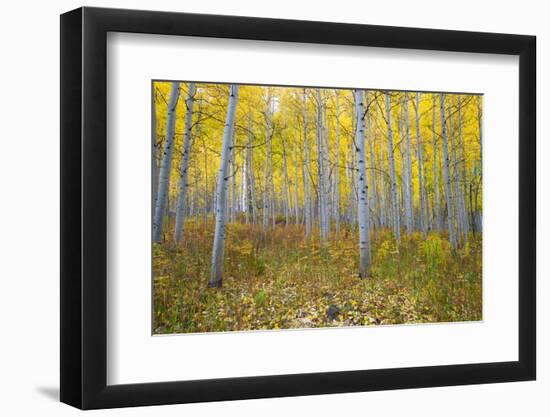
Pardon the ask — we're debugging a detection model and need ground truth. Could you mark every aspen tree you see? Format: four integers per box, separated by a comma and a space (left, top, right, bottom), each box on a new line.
209, 85, 239, 288
415, 92, 427, 239
174, 82, 196, 242
355, 89, 371, 277
386, 92, 400, 242
440, 93, 457, 250
153, 82, 180, 242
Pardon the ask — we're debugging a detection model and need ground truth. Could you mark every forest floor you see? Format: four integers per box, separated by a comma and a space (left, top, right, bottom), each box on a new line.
153, 219, 482, 334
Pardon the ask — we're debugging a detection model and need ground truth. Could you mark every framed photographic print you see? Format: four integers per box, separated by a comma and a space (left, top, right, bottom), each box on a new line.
60, 6, 536, 410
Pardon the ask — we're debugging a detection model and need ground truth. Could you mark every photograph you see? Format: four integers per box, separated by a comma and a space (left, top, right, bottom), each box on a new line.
152, 81, 483, 335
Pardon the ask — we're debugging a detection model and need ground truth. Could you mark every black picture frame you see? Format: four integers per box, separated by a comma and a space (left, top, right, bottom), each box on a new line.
60, 6, 536, 410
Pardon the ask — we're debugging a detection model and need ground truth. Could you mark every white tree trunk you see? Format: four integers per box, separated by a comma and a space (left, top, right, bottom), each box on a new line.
403, 93, 414, 233
152, 91, 158, 206
246, 112, 257, 225
439, 93, 457, 250
316, 89, 328, 241
355, 90, 371, 277
294, 124, 300, 225
263, 94, 271, 230
415, 93, 427, 239
153, 82, 180, 242
447, 103, 460, 244
303, 89, 312, 241
209, 85, 239, 288
367, 94, 377, 232
378, 132, 388, 229
432, 94, 441, 231
244, 112, 252, 224
174, 82, 196, 242
385, 93, 401, 242
323, 101, 331, 234
282, 131, 291, 226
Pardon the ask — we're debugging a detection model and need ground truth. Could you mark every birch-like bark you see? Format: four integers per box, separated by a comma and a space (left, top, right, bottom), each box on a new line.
294, 123, 300, 225
415, 93, 427, 239
270, 136, 276, 231
385, 92, 401, 242
303, 89, 311, 241
439, 93, 457, 251
209, 84, 239, 288
367, 94, 377, 232
432, 94, 441, 231
377, 126, 388, 229
323, 101, 331, 233
174, 82, 196, 242
399, 120, 406, 227
245, 111, 256, 224
447, 103, 460, 243
316, 89, 328, 241
152, 91, 158, 205
355, 90, 371, 277
282, 130, 291, 226
263, 94, 271, 230
403, 93, 414, 232
153, 82, 180, 242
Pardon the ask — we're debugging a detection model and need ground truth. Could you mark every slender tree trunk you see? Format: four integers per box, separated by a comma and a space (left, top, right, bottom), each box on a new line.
385, 93, 400, 242
209, 84, 239, 288
153, 82, 180, 242
174, 82, 196, 242
377, 129, 388, 229
399, 119, 406, 227
303, 89, 311, 241
367, 94, 377, 233
439, 93, 457, 250
432, 94, 441, 231
355, 90, 371, 277
245, 111, 255, 224
403, 93, 414, 232
270, 139, 276, 230
316, 89, 328, 242
447, 103, 460, 244
415, 93, 427, 239
282, 132, 291, 226
323, 101, 331, 234
152, 91, 158, 205
263, 94, 271, 230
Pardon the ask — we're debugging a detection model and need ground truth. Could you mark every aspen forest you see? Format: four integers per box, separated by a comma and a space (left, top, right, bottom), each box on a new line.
152, 81, 482, 334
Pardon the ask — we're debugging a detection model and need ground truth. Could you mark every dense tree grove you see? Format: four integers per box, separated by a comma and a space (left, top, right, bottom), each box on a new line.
152, 81, 482, 333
